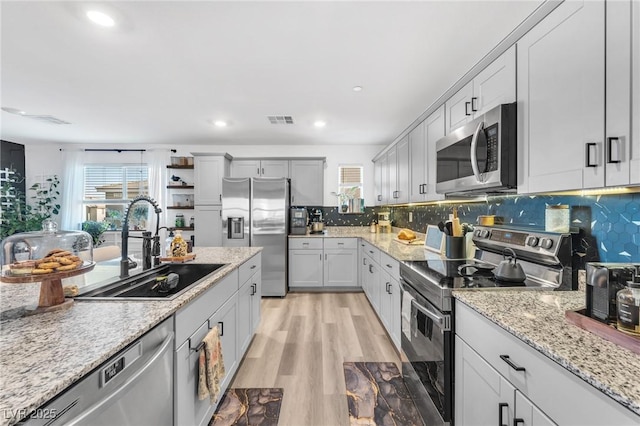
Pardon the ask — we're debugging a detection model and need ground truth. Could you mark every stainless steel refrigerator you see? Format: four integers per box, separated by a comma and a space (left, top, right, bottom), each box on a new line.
222, 177, 290, 296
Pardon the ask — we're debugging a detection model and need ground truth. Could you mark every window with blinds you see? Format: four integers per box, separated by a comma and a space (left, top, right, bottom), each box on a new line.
83, 164, 149, 230
338, 165, 364, 213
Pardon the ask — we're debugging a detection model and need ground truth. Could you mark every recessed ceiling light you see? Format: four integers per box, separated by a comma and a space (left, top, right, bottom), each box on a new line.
314, 121, 326, 128
352, 86, 363, 92
86, 10, 115, 27
213, 120, 227, 128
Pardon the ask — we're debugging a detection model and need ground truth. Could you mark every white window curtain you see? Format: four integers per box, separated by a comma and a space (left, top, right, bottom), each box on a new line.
61, 150, 85, 230
144, 149, 169, 234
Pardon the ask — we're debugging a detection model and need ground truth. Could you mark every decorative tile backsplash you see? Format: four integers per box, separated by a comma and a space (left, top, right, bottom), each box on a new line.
388, 193, 640, 263
309, 192, 640, 263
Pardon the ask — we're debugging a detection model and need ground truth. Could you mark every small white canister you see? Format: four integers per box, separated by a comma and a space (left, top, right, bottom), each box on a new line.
545, 204, 570, 233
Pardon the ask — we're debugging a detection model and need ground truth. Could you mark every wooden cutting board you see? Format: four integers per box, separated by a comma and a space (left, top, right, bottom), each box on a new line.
159, 253, 196, 263
393, 237, 425, 245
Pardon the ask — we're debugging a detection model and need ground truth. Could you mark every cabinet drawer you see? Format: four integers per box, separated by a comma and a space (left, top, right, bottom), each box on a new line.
175, 270, 238, 347
289, 238, 323, 250
455, 301, 639, 425
362, 241, 381, 264
323, 238, 357, 250
239, 253, 261, 284
379, 252, 399, 279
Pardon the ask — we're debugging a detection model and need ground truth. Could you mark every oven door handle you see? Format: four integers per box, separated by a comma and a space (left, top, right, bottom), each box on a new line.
470, 121, 484, 183
411, 298, 451, 331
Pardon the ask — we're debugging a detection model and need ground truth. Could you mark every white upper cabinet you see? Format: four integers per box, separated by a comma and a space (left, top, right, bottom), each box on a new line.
446, 81, 474, 135
260, 160, 289, 178
606, 0, 635, 187
409, 105, 445, 203
445, 46, 516, 134
231, 159, 289, 178
394, 136, 410, 204
518, 0, 614, 193
373, 159, 382, 206
630, 0, 640, 185
193, 154, 231, 205
230, 160, 261, 178
290, 160, 324, 206
379, 154, 390, 205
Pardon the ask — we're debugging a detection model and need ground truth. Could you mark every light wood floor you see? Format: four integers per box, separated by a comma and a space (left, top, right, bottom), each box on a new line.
231, 292, 401, 426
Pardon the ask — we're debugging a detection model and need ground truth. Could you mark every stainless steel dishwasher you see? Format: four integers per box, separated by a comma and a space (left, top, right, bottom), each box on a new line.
23, 318, 174, 426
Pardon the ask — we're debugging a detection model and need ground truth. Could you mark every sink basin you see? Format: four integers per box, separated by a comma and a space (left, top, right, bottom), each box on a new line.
76, 263, 227, 300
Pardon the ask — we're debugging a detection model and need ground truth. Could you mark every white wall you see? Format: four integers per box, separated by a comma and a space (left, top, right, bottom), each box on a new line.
23, 142, 384, 207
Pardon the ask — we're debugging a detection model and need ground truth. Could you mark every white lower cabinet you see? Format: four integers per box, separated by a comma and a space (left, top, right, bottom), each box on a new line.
455, 301, 640, 426
358, 242, 400, 351
289, 237, 323, 287
455, 336, 516, 426
174, 255, 261, 426
288, 238, 359, 288
238, 265, 261, 355
194, 206, 222, 247
175, 293, 238, 426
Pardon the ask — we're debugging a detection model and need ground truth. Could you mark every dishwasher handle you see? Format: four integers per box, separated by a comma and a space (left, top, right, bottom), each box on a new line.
64, 332, 174, 426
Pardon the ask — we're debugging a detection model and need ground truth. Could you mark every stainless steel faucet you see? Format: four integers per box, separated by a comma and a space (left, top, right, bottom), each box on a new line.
120, 195, 163, 278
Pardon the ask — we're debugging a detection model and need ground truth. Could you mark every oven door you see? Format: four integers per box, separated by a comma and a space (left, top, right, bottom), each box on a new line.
401, 277, 452, 426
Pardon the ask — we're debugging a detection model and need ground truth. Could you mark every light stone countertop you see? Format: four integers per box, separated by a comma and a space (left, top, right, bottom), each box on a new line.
453, 290, 640, 417
0, 246, 262, 426
290, 226, 439, 261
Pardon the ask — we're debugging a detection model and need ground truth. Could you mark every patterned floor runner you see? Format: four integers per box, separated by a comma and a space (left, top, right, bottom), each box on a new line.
210, 388, 283, 426
344, 362, 423, 426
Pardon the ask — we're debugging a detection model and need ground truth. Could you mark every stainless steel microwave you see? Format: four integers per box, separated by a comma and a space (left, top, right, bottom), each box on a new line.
436, 103, 517, 196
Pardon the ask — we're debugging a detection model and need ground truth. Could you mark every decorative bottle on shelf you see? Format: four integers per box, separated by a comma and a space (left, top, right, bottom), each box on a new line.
170, 231, 188, 257
175, 214, 185, 228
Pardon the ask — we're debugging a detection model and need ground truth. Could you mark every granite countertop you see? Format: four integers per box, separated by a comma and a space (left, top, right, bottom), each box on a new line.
290, 226, 438, 261
0, 246, 262, 426
453, 290, 640, 417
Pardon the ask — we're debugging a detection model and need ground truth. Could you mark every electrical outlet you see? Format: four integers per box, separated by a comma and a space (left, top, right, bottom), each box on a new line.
409, 212, 413, 222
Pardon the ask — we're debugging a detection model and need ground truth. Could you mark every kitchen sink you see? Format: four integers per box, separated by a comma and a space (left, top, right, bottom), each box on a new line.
76, 263, 227, 300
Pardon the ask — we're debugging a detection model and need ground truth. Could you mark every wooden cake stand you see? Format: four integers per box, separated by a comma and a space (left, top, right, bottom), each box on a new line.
1, 262, 95, 315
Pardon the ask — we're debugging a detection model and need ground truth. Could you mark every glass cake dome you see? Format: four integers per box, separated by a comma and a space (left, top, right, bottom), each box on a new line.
1, 219, 94, 280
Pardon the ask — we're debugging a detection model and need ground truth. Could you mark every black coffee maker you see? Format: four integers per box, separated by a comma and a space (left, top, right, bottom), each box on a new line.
585, 263, 640, 323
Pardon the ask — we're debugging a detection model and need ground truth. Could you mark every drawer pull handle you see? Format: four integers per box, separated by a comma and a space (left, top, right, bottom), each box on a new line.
500, 355, 526, 372
338, 242, 344, 245
498, 403, 509, 426
514, 419, 525, 426
250, 265, 256, 269
386, 264, 392, 268
369, 250, 374, 254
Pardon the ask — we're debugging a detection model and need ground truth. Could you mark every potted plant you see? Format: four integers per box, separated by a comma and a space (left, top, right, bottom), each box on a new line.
82, 221, 110, 247
0, 172, 61, 239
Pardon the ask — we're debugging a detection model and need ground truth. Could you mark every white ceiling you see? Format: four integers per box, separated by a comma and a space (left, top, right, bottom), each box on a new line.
1, 1, 543, 147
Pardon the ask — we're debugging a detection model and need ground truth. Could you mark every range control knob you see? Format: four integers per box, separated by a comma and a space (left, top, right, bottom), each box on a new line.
540, 238, 554, 250
526, 236, 539, 247
480, 229, 490, 238
474, 229, 482, 237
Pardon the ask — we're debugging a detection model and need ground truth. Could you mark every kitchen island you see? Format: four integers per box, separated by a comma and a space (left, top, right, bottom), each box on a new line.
0, 246, 261, 426
453, 290, 640, 423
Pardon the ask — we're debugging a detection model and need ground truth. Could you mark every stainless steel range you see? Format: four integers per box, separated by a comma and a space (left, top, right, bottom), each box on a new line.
399, 225, 579, 426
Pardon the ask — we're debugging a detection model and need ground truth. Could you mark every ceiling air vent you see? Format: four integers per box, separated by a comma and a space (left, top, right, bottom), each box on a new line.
25, 115, 71, 125
1, 107, 70, 125
267, 115, 294, 125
